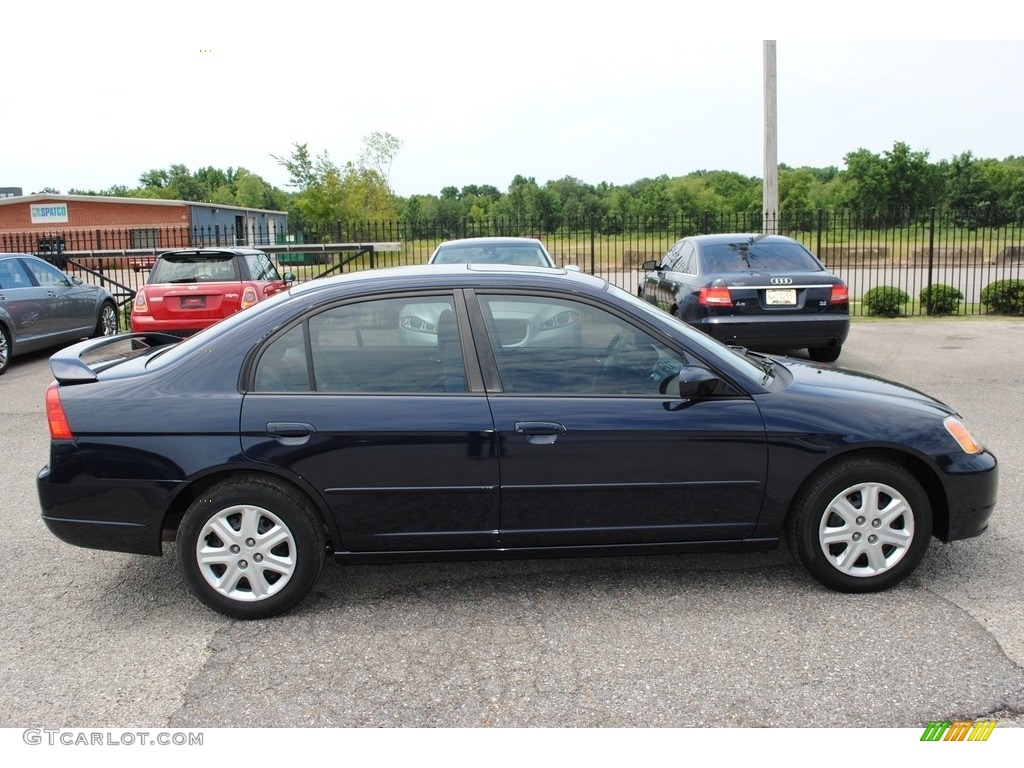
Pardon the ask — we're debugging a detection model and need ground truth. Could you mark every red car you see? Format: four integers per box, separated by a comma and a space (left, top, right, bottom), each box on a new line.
131, 248, 294, 336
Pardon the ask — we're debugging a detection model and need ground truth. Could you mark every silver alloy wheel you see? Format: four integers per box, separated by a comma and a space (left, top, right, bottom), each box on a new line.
818, 481, 914, 577
0, 327, 8, 372
195, 504, 297, 602
99, 303, 118, 336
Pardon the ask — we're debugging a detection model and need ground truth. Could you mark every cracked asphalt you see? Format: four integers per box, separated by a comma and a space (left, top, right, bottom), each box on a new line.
1, 317, 1022, 728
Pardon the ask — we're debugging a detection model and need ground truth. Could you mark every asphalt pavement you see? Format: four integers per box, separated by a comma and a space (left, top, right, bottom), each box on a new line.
1, 318, 1022, 728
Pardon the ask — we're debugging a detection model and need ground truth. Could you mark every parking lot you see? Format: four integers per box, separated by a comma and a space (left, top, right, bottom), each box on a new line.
1, 318, 1022, 728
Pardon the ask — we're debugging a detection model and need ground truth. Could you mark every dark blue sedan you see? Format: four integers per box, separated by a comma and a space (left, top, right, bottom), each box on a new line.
640, 233, 850, 362
38, 265, 997, 618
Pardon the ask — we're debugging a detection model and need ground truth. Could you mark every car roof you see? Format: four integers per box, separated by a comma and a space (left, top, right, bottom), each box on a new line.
687, 233, 800, 246
157, 248, 265, 257
433, 237, 546, 247
289, 263, 605, 299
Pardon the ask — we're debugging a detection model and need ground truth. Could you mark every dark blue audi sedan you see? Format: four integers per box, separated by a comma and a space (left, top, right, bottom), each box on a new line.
38, 265, 996, 619
640, 233, 850, 362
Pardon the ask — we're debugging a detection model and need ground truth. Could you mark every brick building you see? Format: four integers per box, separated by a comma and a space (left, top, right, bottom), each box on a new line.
0, 194, 288, 255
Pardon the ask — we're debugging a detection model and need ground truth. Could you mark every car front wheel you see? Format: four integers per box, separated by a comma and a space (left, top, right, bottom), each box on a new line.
786, 457, 932, 592
0, 324, 10, 375
178, 475, 327, 619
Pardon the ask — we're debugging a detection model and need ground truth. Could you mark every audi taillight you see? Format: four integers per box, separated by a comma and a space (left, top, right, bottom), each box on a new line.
699, 284, 733, 306
46, 383, 73, 440
830, 282, 849, 304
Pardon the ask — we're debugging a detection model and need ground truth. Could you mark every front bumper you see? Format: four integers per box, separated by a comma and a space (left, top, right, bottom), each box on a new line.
935, 449, 999, 542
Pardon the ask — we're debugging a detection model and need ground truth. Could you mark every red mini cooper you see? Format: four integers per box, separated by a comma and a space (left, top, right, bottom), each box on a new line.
131, 248, 294, 336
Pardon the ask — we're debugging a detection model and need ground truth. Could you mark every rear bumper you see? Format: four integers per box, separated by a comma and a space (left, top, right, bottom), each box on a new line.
37, 464, 173, 556
697, 314, 851, 351
129, 314, 209, 336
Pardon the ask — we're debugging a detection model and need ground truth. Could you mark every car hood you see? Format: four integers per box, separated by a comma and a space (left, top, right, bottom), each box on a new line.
776, 357, 956, 417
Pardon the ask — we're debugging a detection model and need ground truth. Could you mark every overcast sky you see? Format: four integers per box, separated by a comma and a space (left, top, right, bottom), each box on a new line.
4, 2, 1022, 199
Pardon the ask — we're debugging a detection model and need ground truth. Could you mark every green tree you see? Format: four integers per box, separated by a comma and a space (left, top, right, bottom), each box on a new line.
359, 132, 403, 193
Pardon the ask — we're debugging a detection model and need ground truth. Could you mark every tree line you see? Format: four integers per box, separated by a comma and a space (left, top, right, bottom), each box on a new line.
57, 136, 1024, 236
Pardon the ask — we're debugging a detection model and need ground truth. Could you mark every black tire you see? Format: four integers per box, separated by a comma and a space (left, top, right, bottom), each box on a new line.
94, 301, 118, 337
0, 324, 10, 375
786, 457, 932, 593
178, 475, 327, 619
808, 345, 841, 363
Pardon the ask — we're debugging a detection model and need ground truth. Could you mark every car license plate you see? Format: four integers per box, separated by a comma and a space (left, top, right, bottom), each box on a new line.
766, 289, 796, 306
182, 296, 206, 309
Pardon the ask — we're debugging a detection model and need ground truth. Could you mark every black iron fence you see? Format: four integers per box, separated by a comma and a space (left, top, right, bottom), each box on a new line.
10, 208, 1024, 316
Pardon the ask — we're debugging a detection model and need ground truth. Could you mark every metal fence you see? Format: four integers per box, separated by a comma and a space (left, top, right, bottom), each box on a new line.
12, 208, 1024, 316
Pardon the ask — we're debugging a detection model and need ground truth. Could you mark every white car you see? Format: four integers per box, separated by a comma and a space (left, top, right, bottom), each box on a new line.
428, 237, 557, 267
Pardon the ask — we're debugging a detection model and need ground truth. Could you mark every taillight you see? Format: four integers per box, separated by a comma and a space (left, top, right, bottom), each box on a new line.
133, 290, 149, 313
46, 383, 74, 440
240, 285, 259, 309
699, 284, 733, 306
830, 282, 849, 304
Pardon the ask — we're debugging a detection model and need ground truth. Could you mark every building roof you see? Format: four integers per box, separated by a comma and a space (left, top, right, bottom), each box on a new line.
0, 193, 285, 216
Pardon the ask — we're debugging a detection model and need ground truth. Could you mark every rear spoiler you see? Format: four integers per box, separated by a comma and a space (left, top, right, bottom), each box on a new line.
49, 333, 183, 384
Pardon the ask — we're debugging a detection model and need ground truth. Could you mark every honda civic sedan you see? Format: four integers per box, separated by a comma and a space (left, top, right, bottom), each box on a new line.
38, 265, 997, 619
640, 233, 850, 362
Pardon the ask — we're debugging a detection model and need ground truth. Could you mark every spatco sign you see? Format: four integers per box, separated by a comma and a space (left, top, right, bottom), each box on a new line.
30, 204, 69, 224
770, 277, 793, 285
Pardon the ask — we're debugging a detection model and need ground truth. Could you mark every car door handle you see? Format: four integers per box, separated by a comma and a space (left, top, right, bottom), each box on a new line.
267, 422, 316, 438
514, 421, 566, 445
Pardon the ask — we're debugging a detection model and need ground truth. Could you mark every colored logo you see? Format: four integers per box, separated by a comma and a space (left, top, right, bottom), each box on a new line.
921, 720, 997, 741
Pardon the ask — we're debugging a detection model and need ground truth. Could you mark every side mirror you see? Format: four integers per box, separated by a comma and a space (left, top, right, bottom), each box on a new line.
283, 272, 296, 283
676, 365, 722, 398
641, 260, 660, 271
71, 276, 83, 286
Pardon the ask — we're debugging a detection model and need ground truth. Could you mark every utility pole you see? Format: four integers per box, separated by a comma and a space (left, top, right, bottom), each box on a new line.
763, 40, 779, 234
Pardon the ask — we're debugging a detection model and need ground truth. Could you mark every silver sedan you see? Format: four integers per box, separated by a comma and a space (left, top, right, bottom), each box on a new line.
0, 253, 119, 375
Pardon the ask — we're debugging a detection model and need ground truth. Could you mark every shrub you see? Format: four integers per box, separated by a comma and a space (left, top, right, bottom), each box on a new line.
919, 284, 964, 315
980, 279, 1024, 315
863, 286, 910, 317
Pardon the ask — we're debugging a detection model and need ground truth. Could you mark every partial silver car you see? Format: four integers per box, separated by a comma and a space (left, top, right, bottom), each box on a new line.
428, 237, 557, 267
0, 253, 118, 374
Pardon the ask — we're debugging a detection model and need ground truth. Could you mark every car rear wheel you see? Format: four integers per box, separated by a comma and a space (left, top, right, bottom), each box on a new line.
786, 457, 932, 592
178, 475, 327, 619
0, 324, 10, 375
808, 345, 841, 363
94, 301, 118, 337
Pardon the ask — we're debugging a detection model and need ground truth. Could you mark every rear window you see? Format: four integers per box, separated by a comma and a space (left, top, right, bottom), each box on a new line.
149, 254, 240, 283
701, 241, 823, 273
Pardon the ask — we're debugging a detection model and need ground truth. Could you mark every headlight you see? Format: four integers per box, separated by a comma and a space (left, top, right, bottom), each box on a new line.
944, 416, 983, 455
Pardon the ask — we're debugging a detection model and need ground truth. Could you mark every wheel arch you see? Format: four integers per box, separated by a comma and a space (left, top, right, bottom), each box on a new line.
785, 446, 950, 540
160, 467, 338, 551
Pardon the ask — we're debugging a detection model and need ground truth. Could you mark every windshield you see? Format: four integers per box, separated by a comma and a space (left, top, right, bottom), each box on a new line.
702, 240, 823, 273
605, 283, 771, 385
149, 254, 240, 283
431, 243, 552, 267
145, 286, 297, 370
